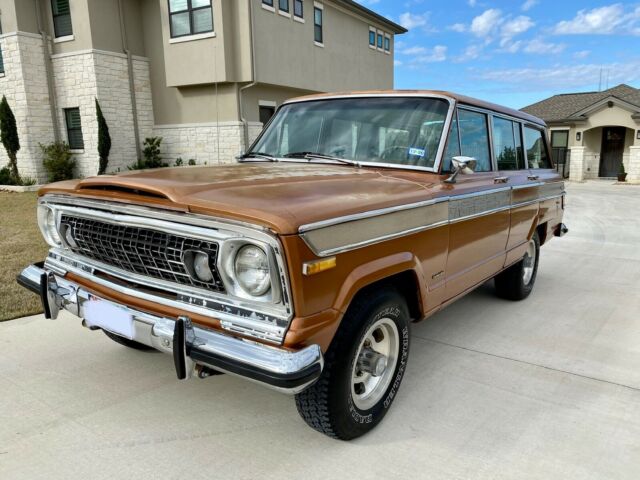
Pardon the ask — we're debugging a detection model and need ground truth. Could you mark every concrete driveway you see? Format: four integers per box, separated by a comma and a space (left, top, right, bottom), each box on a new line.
1, 181, 639, 480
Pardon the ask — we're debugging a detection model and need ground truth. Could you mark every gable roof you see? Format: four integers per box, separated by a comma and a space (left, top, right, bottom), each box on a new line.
521, 84, 640, 122
334, 1, 408, 34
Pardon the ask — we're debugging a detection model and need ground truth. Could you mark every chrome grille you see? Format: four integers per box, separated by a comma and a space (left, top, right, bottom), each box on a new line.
59, 215, 226, 292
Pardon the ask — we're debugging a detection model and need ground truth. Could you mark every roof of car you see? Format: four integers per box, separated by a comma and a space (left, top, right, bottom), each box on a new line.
284, 90, 546, 127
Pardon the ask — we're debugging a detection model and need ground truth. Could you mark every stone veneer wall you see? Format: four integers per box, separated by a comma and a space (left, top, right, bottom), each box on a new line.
52, 50, 153, 178
153, 122, 264, 165
0, 32, 56, 181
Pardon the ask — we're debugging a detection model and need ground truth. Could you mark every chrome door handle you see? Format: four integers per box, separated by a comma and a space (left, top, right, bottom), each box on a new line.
527, 175, 539, 181
494, 176, 509, 184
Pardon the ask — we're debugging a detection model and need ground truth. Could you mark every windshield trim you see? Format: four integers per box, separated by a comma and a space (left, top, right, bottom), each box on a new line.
245, 94, 456, 175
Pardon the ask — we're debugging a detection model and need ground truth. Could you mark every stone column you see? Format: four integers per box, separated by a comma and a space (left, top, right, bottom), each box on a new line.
569, 146, 586, 182
628, 146, 640, 183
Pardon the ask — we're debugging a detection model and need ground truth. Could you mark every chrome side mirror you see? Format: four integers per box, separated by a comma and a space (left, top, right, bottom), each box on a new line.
445, 156, 477, 184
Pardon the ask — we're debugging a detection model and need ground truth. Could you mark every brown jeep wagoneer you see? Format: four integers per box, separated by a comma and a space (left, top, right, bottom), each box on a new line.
18, 91, 567, 439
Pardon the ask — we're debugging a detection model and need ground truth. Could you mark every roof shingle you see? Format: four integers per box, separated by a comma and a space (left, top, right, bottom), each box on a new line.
521, 84, 640, 122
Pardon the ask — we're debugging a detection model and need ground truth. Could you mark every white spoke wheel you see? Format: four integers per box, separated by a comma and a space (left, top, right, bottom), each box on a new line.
295, 289, 410, 440
350, 318, 399, 411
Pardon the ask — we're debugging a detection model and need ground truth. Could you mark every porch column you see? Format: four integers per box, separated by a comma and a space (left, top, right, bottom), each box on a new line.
628, 146, 640, 183
569, 146, 586, 181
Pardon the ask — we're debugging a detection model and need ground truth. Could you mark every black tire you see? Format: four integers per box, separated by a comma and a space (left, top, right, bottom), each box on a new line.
495, 231, 540, 301
295, 288, 410, 440
103, 330, 154, 351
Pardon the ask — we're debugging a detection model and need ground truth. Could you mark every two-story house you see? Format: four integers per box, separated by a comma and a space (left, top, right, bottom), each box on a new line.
0, 0, 405, 181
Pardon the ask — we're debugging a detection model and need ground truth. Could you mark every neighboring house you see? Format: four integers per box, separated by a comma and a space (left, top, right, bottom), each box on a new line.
522, 84, 640, 183
0, 0, 405, 181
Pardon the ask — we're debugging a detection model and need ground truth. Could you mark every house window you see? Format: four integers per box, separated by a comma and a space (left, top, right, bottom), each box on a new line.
262, 0, 274, 6
550, 130, 569, 166
259, 105, 276, 126
294, 0, 303, 18
168, 0, 214, 39
64, 108, 84, 150
51, 0, 73, 38
0, 47, 4, 75
384, 35, 390, 52
369, 29, 376, 47
279, 0, 289, 13
314, 6, 323, 44
377, 31, 383, 49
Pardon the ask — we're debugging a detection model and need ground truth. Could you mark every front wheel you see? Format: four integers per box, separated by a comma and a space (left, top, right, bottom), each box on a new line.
295, 289, 410, 440
494, 231, 540, 300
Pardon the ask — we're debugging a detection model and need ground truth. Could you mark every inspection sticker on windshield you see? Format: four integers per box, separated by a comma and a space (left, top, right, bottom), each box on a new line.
408, 148, 426, 157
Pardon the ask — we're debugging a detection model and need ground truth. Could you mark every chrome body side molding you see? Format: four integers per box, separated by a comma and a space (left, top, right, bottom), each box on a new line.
300, 182, 565, 257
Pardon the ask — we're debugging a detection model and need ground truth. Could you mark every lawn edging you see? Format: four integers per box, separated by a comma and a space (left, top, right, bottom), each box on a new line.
0, 184, 42, 193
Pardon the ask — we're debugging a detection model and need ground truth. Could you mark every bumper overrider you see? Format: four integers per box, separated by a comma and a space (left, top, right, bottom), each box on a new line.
17, 263, 323, 394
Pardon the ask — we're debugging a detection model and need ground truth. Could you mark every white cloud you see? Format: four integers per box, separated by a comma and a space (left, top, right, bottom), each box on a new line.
573, 50, 591, 59
399, 46, 427, 55
398, 12, 430, 30
553, 4, 640, 35
477, 60, 640, 90
521, 0, 538, 12
448, 23, 466, 32
501, 15, 534, 38
454, 44, 483, 62
523, 38, 566, 54
470, 9, 503, 38
468, 0, 478, 6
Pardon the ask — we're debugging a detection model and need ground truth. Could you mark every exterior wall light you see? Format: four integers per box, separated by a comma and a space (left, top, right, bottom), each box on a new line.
576, 132, 582, 142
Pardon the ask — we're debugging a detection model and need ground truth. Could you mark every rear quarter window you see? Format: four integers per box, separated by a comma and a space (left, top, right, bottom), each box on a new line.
524, 126, 552, 169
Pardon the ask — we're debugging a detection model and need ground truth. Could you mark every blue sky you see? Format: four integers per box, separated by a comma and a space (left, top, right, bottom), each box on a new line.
360, 1, 640, 108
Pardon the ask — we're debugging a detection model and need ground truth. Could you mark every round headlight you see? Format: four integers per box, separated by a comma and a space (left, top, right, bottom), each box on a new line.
193, 252, 214, 282
37, 205, 61, 246
234, 245, 271, 296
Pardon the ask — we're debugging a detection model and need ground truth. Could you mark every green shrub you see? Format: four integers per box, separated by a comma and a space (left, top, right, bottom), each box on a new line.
40, 142, 76, 182
188, 159, 196, 166
96, 99, 112, 175
0, 166, 16, 185
0, 96, 21, 183
175, 157, 183, 167
619, 162, 626, 174
129, 137, 167, 170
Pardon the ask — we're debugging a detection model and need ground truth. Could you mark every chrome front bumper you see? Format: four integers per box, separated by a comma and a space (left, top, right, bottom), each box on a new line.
17, 264, 323, 394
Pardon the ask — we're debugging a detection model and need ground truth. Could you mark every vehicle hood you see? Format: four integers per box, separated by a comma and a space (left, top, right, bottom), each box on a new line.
40, 163, 444, 234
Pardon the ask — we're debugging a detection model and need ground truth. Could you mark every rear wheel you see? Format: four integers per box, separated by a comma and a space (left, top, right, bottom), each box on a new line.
295, 289, 410, 440
495, 231, 540, 300
103, 330, 154, 351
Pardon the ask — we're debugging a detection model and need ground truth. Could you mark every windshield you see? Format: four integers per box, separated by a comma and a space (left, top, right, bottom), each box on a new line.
248, 97, 450, 169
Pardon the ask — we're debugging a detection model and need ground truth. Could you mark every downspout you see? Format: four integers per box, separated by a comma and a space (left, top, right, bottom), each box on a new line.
118, 0, 142, 161
238, 0, 257, 151
35, 0, 60, 142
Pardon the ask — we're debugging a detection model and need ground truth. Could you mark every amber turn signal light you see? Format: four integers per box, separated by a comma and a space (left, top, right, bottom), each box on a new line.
302, 257, 337, 276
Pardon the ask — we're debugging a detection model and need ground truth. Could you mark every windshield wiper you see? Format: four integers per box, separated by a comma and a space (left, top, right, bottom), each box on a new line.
284, 152, 360, 167
237, 152, 279, 162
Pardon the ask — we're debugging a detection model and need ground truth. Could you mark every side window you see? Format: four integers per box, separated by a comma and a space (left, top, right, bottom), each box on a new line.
64, 108, 84, 150
458, 109, 491, 172
514, 122, 525, 169
492, 116, 522, 170
51, 0, 73, 38
441, 116, 460, 173
524, 126, 551, 169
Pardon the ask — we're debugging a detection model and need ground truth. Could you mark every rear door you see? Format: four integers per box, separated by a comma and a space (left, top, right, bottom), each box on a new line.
444, 108, 510, 299
492, 116, 540, 266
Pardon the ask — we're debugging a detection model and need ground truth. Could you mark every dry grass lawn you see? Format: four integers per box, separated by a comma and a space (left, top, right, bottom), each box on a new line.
0, 192, 49, 321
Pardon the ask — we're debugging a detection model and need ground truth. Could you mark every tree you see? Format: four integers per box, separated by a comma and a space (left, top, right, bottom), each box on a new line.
95, 99, 112, 175
0, 95, 21, 182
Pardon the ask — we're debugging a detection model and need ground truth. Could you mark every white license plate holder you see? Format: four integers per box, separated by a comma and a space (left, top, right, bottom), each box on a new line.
84, 295, 134, 339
